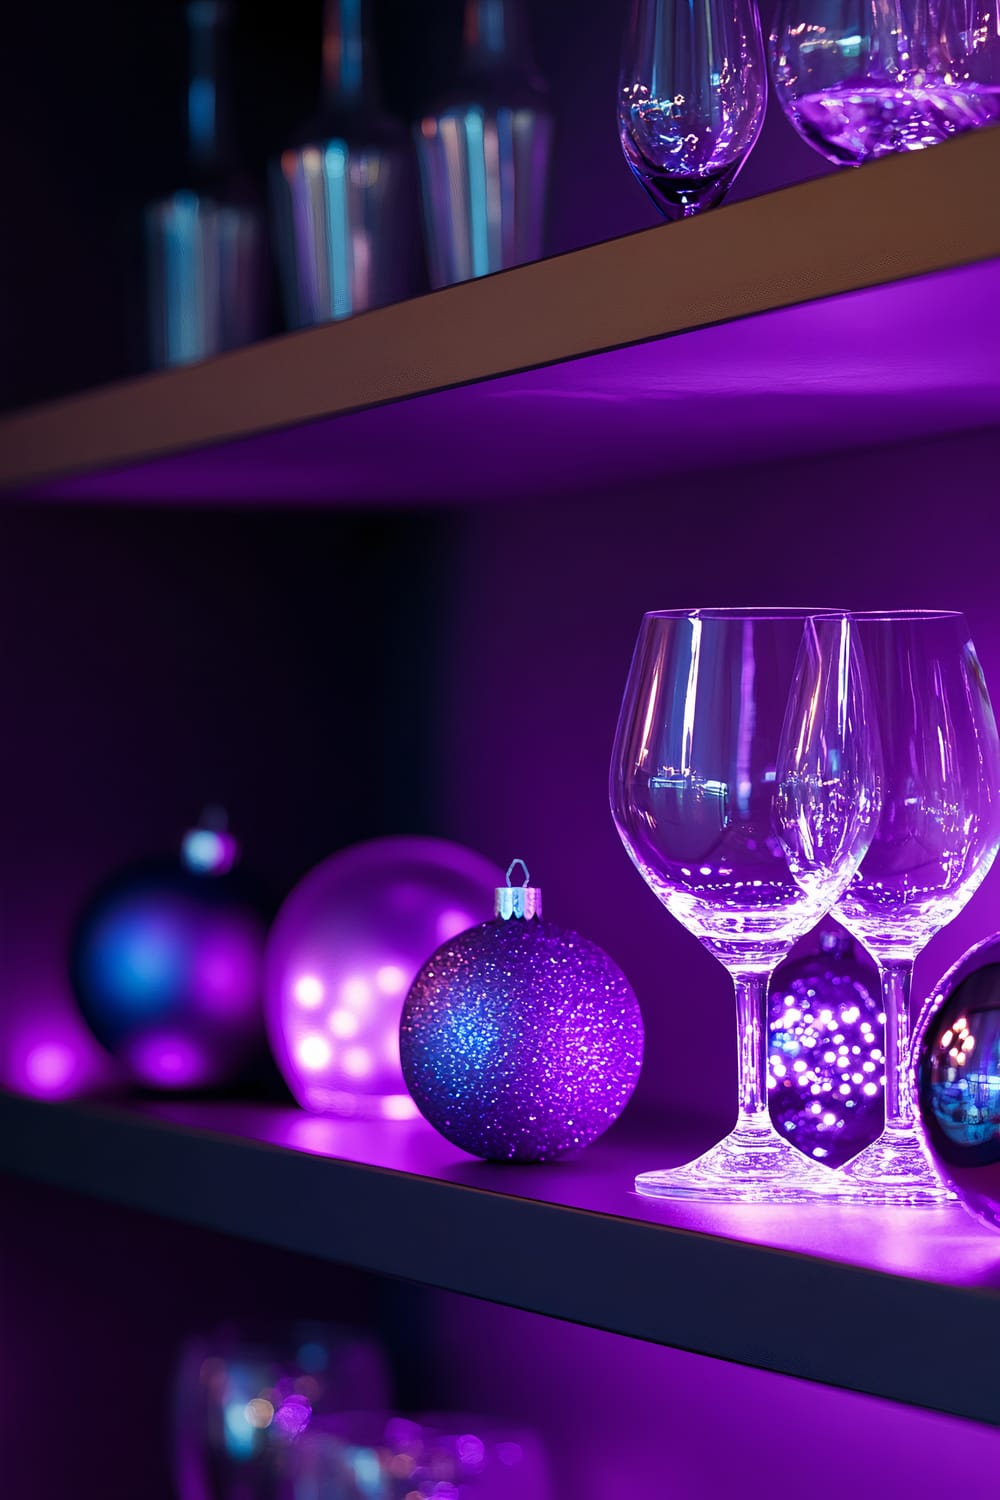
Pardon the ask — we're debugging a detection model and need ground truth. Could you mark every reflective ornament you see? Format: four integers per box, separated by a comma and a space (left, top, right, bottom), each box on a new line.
400, 863, 644, 1161
768, 926, 885, 1167
266, 836, 501, 1118
70, 814, 267, 1090
913, 935, 1000, 1224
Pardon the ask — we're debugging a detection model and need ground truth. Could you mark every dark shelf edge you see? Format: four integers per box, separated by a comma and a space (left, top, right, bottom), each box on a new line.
1, 1093, 998, 1426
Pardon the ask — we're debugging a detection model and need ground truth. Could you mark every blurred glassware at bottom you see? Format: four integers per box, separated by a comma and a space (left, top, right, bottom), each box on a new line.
172, 1321, 392, 1499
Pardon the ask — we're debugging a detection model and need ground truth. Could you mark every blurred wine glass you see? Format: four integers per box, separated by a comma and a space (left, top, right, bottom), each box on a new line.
770, 0, 1000, 165
610, 609, 880, 1202
618, 0, 768, 219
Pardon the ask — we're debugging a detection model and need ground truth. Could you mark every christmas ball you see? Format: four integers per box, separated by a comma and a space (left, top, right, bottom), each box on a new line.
265, 836, 501, 1118
768, 927, 885, 1167
70, 815, 268, 1090
914, 934, 1000, 1228
399, 864, 644, 1161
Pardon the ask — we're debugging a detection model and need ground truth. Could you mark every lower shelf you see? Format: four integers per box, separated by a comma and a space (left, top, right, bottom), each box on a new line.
2, 1090, 998, 1426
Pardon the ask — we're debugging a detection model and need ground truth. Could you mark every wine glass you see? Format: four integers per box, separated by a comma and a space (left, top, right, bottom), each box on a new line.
827, 611, 1000, 1204
618, 0, 768, 220
769, 0, 1000, 166
610, 608, 880, 1202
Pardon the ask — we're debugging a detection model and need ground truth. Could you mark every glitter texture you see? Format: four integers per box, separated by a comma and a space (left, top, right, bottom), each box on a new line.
399, 916, 644, 1162
768, 929, 885, 1167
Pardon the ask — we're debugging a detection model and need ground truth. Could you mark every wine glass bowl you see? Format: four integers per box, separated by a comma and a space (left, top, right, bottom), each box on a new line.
611, 608, 880, 1201
619, 0, 768, 219
769, 0, 1000, 166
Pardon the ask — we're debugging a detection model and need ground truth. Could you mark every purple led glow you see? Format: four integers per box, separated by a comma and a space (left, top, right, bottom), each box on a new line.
2, 1005, 111, 1101
265, 837, 502, 1117
27, 262, 1000, 508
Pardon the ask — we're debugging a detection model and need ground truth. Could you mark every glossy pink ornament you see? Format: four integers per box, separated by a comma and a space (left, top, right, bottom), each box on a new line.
265, 837, 501, 1118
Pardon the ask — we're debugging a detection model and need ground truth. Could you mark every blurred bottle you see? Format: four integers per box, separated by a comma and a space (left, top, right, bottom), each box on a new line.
270, 0, 420, 330
145, 2, 268, 369
415, 0, 553, 289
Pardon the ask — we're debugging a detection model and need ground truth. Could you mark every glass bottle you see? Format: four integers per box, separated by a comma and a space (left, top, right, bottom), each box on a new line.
415, 0, 553, 288
145, 2, 268, 368
270, 0, 418, 328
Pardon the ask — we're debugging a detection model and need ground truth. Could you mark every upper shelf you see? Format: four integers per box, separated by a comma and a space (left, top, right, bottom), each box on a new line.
2, 130, 1000, 506
4, 1090, 1000, 1428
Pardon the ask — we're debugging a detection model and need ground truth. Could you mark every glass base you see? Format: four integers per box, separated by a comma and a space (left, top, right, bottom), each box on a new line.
825, 1126, 957, 1206
635, 1124, 837, 1204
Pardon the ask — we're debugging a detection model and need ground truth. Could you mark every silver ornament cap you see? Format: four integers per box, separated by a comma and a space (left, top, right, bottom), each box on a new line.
494, 858, 542, 921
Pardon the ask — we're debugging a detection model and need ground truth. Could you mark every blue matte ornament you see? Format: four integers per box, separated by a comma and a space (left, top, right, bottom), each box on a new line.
70, 812, 268, 1090
399, 862, 644, 1162
768, 925, 885, 1167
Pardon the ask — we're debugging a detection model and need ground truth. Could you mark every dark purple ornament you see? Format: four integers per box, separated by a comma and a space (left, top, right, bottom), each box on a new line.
400, 863, 644, 1162
913, 935, 1000, 1227
768, 926, 885, 1167
70, 812, 268, 1091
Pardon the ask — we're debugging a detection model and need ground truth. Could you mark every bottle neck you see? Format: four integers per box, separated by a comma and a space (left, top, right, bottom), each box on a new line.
321, 0, 378, 112
186, 1, 235, 175
462, 0, 533, 71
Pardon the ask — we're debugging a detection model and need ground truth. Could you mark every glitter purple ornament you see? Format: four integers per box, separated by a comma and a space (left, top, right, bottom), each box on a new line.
399, 862, 644, 1162
265, 837, 501, 1119
768, 927, 885, 1167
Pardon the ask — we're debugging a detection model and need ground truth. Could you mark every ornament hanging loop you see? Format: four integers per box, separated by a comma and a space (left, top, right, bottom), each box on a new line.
496, 857, 542, 920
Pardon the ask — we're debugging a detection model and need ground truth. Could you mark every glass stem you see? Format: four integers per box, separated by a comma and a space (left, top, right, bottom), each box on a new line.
733, 972, 771, 1134
879, 959, 914, 1131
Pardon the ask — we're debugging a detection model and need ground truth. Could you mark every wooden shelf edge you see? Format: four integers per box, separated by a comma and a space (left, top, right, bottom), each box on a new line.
2, 130, 999, 494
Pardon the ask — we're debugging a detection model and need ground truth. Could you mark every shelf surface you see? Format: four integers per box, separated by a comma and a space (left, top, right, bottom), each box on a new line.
2, 130, 1000, 504
4, 1090, 1000, 1426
